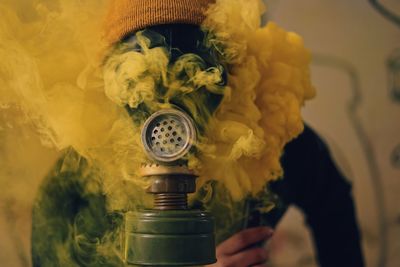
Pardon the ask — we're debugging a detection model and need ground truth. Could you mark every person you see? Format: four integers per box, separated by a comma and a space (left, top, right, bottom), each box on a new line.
32, 1, 365, 266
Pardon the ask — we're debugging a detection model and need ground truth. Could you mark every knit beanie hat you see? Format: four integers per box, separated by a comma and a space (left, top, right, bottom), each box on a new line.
104, 0, 215, 44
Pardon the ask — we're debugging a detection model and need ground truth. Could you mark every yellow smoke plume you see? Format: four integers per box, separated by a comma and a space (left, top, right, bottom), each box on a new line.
0, 0, 315, 213
196, 0, 316, 199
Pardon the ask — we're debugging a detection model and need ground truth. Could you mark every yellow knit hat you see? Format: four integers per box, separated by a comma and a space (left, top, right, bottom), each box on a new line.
104, 0, 215, 44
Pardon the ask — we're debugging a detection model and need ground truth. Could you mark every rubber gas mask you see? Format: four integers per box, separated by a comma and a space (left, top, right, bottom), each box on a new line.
105, 24, 227, 266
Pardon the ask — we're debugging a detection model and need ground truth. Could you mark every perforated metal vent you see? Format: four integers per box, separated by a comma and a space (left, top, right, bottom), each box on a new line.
141, 109, 196, 162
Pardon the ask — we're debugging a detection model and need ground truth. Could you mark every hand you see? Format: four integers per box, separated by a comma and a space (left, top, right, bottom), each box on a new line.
208, 226, 274, 267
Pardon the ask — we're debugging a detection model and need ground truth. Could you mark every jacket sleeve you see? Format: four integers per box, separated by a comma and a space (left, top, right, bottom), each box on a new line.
271, 125, 365, 267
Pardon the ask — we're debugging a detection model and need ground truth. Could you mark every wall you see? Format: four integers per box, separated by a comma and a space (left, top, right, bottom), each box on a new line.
264, 1, 400, 267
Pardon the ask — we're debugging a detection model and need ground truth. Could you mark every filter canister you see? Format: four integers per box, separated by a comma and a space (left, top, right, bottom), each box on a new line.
125, 210, 216, 266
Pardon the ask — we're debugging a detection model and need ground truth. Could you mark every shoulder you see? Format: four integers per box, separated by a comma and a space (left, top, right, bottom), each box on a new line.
33, 147, 103, 220
32, 147, 123, 266
270, 123, 351, 208
37, 147, 98, 195
280, 123, 331, 186
283, 124, 329, 163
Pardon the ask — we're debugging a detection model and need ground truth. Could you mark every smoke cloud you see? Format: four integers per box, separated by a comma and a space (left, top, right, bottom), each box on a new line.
0, 0, 315, 264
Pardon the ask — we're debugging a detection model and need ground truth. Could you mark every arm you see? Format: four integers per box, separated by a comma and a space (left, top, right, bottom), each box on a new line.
271, 125, 365, 267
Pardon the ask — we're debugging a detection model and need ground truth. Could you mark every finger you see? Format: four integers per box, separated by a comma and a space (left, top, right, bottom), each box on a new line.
227, 247, 269, 267
252, 262, 271, 267
217, 227, 273, 255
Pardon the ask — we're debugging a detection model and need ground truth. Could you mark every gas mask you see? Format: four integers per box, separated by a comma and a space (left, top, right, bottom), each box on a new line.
105, 24, 227, 266
124, 107, 213, 266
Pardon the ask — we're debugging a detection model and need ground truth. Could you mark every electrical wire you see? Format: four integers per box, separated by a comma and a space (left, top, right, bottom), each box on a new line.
391, 144, 400, 168
312, 53, 388, 267
368, 0, 400, 28
387, 48, 400, 103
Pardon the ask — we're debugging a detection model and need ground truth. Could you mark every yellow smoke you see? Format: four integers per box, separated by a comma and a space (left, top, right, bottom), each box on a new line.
196, 0, 316, 199
0, 0, 315, 207
0, 0, 316, 263
0, 0, 150, 212
101, 0, 315, 202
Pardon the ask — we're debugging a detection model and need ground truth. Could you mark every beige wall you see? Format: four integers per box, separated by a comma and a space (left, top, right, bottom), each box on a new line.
265, 1, 400, 267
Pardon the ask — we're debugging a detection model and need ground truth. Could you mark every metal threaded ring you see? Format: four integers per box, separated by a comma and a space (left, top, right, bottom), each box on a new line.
153, 193, 188, 210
